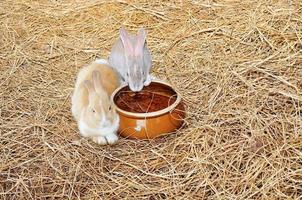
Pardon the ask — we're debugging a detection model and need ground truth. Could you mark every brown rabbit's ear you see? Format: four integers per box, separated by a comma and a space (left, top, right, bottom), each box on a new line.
120, 26, 134, 55
92, 70, 106, 94
135, 27, 146, 56
83, 80, 95, 94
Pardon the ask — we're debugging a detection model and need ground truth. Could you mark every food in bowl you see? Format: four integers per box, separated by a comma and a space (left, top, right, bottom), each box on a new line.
115, 88, 177, 113
111, 80, 186, 139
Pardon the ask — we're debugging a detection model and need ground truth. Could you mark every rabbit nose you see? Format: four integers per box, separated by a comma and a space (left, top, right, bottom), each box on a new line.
134, 83, 143, 91
130, 84, 139, 92
133, 87, 140, 92
137, 84, 143, 91
138, 86, 143, 91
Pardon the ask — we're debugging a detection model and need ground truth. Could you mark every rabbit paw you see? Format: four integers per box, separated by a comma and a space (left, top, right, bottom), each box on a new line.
92, 136, 107, 145
92, 133, 118, 145
105, 133, 119, 144
144, 74, 155, 86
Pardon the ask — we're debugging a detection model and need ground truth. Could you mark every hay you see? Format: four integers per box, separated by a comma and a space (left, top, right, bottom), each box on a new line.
0, 0, 301, 199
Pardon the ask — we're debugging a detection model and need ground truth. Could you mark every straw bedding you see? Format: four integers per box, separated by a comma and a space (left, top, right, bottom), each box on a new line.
0, 0, 301, 199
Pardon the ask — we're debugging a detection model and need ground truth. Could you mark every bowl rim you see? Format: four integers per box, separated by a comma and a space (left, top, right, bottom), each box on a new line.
110, 80, 182, 118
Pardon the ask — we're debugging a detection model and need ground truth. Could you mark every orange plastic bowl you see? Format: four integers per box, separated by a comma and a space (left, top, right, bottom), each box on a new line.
111, 80, 186, 139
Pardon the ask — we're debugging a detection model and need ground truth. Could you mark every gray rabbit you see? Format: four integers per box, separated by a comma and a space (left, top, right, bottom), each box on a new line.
109, 27, 153, 92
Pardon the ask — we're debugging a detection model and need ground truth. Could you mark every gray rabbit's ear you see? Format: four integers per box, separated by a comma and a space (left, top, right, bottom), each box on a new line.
135, 27, 147, 56
120, 26, 134, 55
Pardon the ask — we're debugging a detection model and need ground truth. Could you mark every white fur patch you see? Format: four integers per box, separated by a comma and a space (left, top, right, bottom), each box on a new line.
78, 116, 120, 138
92, 136, 107, 145
104, 133, 119, 144
95, 59, 109, 65
92, 133, 118, 145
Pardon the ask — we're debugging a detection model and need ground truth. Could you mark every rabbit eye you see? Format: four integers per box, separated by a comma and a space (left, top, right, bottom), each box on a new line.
92, 109, 96, 113
109, 106, 112, 111
126, 72, 129, 77
143, 71, 145, 75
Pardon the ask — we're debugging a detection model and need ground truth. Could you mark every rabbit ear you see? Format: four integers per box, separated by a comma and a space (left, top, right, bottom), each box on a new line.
135, 27, 146, 56
92, 70, 106, 94
120, 26, 134, 55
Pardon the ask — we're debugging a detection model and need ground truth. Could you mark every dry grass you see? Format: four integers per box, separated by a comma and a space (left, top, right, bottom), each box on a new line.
1, 0, 302, 199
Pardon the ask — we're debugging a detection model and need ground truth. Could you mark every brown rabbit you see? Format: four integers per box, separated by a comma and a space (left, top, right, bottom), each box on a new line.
71, 59, 120, 145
